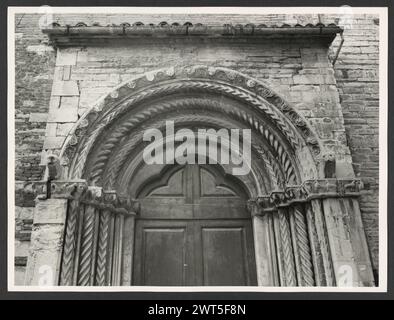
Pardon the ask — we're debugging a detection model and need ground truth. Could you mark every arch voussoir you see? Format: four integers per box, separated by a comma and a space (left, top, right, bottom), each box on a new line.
60, 65, 321, 185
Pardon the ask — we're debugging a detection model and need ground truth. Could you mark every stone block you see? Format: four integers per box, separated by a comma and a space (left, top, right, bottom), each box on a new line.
60, 96, 79, 109
51, 81, 79, 96
56, 123, 74, 136
29, 113, 48, 123
63, 66, 72, 80
48, 96, 61, 110
48, 97, 79, 123
293, 74, 326, 85
48, 107, 78, 123
56, 50, 77, 66
76, 50, 88, 63
79, 87, 112, 107
43, 137, 65, 149
33, 199, 68, 224
45, 123, 57, 137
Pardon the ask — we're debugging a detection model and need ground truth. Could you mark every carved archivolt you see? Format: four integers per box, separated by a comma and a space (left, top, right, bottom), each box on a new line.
60, 66, 321, 186
85, 105, 296, 190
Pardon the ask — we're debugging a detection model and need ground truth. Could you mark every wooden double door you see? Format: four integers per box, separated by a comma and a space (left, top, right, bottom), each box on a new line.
133, 164, 257, 286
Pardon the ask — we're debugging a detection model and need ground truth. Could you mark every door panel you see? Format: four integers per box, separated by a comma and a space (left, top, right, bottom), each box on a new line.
201, 227, 248, 285
133, 219, 257, 286
194, 220, 257, 286
134, 164, 257, 286
133, 220, 191, 286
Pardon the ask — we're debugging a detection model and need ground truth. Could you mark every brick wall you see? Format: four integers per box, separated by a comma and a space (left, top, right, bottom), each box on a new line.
14, 14, 56, 283
13, 13, 380, 284
323, 14, 380, 277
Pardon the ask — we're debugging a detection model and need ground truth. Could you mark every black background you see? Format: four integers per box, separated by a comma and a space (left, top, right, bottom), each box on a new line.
0, 0, 392, 303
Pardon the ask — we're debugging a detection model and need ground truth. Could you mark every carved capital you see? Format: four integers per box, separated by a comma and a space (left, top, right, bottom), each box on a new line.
114, 196, 140, 216
302, 179, 363, 199
270, 191, 286, 206
33, 181, 49, 200
98, 190, 140, 215
283, 185, 308, 205
252, 178, 363, 213
247, 198, 265, 216
258, 195, 277, 213
81, 186, 103, 206
51, 180, 88, 200
101, 190, 118, 211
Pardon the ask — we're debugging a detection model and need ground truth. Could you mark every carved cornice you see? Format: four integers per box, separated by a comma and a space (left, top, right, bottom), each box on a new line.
43, 22, 342, 46
252, 179, 363, 215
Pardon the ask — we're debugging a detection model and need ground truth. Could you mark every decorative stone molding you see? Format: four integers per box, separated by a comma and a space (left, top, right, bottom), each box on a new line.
59, 65, 322, 185
253, 178, 363, 213
34, 179, 87, 200
87, 98, 298, 188
42, 22, 342, 47
79, 187, 140, 216
33, 180, 140, 215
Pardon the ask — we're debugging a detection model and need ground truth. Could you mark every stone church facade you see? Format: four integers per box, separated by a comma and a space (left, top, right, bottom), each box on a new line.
13, 13, 380, 287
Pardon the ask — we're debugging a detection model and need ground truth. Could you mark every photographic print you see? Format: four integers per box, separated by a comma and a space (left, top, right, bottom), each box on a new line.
7, 6, 388, 292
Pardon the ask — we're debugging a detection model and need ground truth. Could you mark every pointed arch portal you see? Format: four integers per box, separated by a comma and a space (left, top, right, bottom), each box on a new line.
32, 66, 375, 287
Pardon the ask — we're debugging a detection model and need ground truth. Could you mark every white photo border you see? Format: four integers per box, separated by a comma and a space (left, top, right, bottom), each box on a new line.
7, 6, 388, 293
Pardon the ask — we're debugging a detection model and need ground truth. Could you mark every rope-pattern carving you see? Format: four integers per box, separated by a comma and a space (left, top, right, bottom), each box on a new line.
310, 200, 336, 286
59, 199, 80, 285
71, 80, 303, 179
100, 112, 295, 189
95, 210, 110, 286
253, 144, 283, 189
87, 98, 297, 187
293, 206, 315, 286
278, 209, 297, 286
77, 205, 96, 286
103, 114, 242, 187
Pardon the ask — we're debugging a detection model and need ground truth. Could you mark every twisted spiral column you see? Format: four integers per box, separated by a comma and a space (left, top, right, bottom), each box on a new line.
95, 210, 110, 286
59, 198, 81, 285
291, 205, 315, 286
277, 208, 297, 286
77, 204, 97, 286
